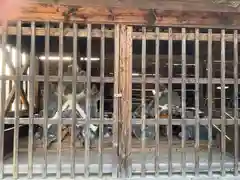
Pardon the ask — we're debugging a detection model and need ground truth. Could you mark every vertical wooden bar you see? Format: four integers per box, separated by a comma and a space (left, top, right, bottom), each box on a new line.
181, 27, 186, 177
220, 29, 226, 176
84, 23, 92, 178
0, 26, 7, 179
195, 28, 200, 176
233, 30, 239, 176
127, 25, 133, 178
13, 20, 22, 179
207, 29, 213, 176
212, 83, 216, 111
112, 24, 120, 178
119, 25, 132, 178
141, 26, 146, 177
168, 27, 173, 177
56, 21, 64, 179
35, 59, 39, 111
71, 22, 77, 178
28, 21, 35, 179
199, 64, 204, 110
42, 21, 50, 178
98, 24, 105, 177
154, 27, 160, 176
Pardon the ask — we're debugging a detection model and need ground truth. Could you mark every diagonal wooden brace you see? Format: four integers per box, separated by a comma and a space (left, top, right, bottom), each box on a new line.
4, 55, 30, 114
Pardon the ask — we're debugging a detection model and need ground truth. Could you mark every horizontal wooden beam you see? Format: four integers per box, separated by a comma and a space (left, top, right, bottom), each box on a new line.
13, 3, 240, 28
2, 75, 240, 84
34, 0, 240, 13
1, 26, 240, 41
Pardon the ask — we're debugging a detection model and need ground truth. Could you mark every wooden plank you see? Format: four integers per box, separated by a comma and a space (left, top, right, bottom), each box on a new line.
112, 24, 120, 178
34, 0, 240, 13
3, 26, 240, 41
5, 3, 240, 28
118, 25, 132, 177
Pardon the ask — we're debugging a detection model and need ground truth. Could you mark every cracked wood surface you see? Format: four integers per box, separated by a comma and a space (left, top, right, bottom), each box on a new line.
14, 3, 240, 28
35, 0, 240, 13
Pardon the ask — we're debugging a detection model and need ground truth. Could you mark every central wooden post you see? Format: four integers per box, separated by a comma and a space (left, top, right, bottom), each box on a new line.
118, 25, 132, 177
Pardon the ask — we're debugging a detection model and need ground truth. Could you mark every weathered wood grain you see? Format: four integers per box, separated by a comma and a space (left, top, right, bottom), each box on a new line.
34, 0, 240, 13
5, 3, 240, 28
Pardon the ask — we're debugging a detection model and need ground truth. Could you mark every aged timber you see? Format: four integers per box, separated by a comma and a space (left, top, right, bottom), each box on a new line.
35, 0, 240, 13
11, 3, 240, 28
118, 25, 132, 177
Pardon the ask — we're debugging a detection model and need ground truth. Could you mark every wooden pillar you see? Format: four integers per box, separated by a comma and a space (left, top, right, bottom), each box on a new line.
118, 25, 132, 177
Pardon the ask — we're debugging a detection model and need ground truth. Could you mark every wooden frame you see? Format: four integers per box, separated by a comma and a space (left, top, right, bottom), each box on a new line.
1, 0, 240, 178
